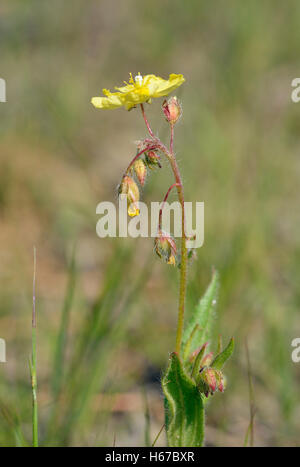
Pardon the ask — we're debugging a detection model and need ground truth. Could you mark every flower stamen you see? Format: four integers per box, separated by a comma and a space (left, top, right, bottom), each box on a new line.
134, 73, 143, 86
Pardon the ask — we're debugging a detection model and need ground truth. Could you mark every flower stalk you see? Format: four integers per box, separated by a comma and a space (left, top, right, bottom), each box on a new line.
158, 183, 180, 231
139, 104, 187, 354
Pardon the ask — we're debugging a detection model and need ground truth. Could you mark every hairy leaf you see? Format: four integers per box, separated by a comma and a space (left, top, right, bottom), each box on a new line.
183, 270, 219, 358
191, 343, 208, 379
162, 352, 205, 447
211, 338, 235, 370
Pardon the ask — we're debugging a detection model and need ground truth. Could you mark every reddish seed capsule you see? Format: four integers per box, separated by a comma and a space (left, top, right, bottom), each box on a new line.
201, 368, 217, 394
215, 370, 226, 393
133, 159, 147, 186
154, 231, 177, 266
145, 151, 161, 169
162, 96, 182, 125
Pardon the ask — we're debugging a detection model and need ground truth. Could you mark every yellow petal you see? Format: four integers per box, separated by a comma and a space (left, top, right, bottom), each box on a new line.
128, 203, 140, 217
91, 92, 124, 109
151, 74, 185, 98
167, 255, 176, 266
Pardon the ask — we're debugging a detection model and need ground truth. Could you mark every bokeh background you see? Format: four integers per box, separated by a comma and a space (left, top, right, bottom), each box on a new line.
1, 0, 300, 447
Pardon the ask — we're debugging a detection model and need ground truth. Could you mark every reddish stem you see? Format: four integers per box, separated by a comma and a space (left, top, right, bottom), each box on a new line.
140, 104, 155, 138
139, 104, 187, 354
170, 123, 174, 154
124, 145, 156, 177
158, 183, 180, 231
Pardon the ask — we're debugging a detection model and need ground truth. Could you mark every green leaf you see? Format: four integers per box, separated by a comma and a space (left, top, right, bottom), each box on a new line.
162, 352, 205, 447
183, 324, 200, 361
211, 338, 234, 370
191, 343, 208, 379
183, 270, 219, 358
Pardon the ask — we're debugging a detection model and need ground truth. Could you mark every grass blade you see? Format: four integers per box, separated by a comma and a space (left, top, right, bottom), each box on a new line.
244, 340, 256, 447
51, 248, 76, 399
30, 246, 38, 447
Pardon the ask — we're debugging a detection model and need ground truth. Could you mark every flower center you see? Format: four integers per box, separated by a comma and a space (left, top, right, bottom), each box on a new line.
134, 74, 143, 86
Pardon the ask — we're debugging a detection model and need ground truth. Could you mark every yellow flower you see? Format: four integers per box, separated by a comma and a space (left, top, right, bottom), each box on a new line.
91, 73, 185, 110
119, 175, 140, 217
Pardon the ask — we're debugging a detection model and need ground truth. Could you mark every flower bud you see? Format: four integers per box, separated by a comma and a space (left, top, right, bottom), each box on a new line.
198, 367, 226, 397
133, 159, 147, 186
202, 368, 217, 393
190, 342, 208, 362
200, 352, 214, 368
198, 367, 217, 397
145, 151, 162, 169
162, 97, 182, 125
215, 370, 226, 393
154, 231, 177, 266
119, 175, 140, 217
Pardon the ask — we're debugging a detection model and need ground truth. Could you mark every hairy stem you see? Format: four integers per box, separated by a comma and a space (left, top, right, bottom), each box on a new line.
140, 105, 188, 354
158, 183, 180, 231
168, 154, 187, 354
140, 103, 155, 138
124, 145, 157, 177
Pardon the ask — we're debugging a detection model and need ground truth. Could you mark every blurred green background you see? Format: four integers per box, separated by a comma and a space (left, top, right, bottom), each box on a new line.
0, 0, 300, 446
